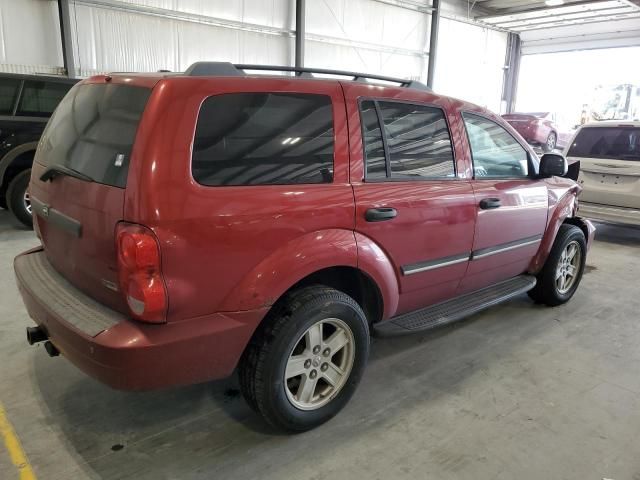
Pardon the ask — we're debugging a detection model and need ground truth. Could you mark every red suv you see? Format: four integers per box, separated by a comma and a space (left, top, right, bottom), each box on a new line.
15, 63, 595, 432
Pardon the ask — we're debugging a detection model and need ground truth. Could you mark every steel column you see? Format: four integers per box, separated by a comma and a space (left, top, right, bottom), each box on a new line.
426, 0, 440, 89
57, 0, 76, 77
502, 32, 521, 114
295, 0, 306, 68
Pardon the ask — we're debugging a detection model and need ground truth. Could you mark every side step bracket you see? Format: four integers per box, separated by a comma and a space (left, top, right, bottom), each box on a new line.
374, 275, 536, 336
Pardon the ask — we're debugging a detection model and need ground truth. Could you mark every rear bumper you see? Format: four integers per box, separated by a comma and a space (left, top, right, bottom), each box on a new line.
578, 201, 640, 227
15, 248, 267, 390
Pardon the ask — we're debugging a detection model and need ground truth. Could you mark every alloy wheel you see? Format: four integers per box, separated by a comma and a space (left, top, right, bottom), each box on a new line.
555, 240, 581, 294
284, 318, 355, 411
23, 191, 32, 215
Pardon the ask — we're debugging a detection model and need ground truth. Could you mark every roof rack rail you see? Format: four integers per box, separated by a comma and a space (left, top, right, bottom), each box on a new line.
184, 62, 430, 92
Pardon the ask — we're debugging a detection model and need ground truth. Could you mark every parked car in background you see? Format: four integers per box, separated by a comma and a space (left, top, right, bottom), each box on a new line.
565, 121, 640, 226
502, 112, 572, 152
15, 63, 594, 432
0, 73, 78, 227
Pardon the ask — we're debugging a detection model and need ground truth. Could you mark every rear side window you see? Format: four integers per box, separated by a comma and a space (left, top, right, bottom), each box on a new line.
0, 78, 20, 114
568, 127, 640, 161
192, 93, 334, 186
36, 84, 150, 188
360, 100, 455, 180
17, 81, 73, 117
463, 113, 529, 178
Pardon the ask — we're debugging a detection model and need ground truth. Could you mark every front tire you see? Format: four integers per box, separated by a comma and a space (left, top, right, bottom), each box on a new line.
239, 286, 370, 432
528, 224, 586, 306
6, 169, 33, 228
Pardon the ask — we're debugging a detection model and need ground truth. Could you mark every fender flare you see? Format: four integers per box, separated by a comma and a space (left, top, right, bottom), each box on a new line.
529, 190, 577, 274
218, 229, 401, 322
354, 232, 400, 320
219, 228, 359, 311
0, 141, 38, 185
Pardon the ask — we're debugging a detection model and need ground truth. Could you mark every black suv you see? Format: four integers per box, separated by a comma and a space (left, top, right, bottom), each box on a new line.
0, 73, 78, 227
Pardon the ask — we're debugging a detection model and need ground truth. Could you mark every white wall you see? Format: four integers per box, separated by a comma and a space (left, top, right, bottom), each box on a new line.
305, 0, 429, 80
70, 0, 293, 76
0, 0, 63, 74
434, 17, 508, 112
0, 0, 509, 110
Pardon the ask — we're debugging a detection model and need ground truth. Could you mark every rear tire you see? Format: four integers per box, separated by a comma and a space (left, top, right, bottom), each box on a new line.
7, 169, 33, 228
528, 224, 586, 306
239, 286, 370, 432
544, 132, 557, 152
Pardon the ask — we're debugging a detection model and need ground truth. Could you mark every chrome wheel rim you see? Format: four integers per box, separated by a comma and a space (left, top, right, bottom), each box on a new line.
23, 191, 32, 215
547, 134, 556, 150
284, 318, 355, 411
556, 240, 581, 294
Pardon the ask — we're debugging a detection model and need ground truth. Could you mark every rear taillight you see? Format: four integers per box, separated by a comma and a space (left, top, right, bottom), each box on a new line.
116, 223, 167, 323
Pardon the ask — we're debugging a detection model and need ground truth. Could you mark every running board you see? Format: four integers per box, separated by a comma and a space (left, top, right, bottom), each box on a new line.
374, 275, 536, 336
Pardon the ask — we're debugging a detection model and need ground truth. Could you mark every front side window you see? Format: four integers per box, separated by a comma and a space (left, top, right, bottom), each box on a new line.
192, 93, 334, 186
360, 100, 455, 180
463, 113, 529, 178
17, 81, 73, 117
0, 78, 20, 115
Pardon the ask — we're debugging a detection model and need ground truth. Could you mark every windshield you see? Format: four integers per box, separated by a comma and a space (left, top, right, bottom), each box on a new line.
567, 126, 640, 161
35, 83, 151, 188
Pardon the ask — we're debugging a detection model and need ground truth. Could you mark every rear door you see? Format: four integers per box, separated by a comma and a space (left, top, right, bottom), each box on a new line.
344, 85, 477, 316
30, 80, 152, 313
459, 112, 548, 293
569, 125, 640, 208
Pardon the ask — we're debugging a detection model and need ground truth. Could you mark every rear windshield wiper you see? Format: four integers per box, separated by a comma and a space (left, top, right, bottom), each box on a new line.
40, 164, 94, 183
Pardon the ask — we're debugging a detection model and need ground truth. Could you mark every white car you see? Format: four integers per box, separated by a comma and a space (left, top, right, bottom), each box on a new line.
564, 121, 640, 226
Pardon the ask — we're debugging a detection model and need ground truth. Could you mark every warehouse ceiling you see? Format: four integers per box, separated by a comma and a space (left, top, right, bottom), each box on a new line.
472, 0, 640, 32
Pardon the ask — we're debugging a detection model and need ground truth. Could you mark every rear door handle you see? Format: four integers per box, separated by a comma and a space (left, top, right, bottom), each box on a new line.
365, 207, 397, 222
479, 198, 501, 210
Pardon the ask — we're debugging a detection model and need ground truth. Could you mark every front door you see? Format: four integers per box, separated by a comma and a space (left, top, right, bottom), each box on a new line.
458, 112, 548, 294
344, 87, 477, 317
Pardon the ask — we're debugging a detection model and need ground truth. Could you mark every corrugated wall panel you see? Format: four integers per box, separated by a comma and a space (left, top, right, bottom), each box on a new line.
0, 0, 63, 74
435, 17, 507, 112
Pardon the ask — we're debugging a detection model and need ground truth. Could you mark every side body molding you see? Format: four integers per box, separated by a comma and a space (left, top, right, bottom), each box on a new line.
219, 229, 359, 312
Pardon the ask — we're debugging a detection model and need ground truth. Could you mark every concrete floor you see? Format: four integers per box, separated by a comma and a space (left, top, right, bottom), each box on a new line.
1, 207, 640, 480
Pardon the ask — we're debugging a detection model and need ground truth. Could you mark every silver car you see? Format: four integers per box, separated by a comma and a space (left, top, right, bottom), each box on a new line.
565, 121, 640, 226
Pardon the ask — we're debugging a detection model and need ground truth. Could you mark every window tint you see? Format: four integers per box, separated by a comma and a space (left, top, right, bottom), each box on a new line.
360, 100, 455, 180
36, 84, 150, 188
17, 81, 73, 117
567, 127, 640, 161
0, 78, 20, 114
192, 93, 334, 186
463, 113, 529, 178
360, 100, 386, 179
379, 102, 455, 178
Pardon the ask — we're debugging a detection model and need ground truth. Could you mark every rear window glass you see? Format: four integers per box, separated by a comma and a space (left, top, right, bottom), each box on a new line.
192, 93, 334, 186
568, 127, 640, 161
17, 80, 74, 117
0, 78, 20, 114
36, 84, 150, 188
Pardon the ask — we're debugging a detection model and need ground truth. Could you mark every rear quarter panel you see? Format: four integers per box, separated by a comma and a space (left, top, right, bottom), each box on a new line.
125, 77, 356, 320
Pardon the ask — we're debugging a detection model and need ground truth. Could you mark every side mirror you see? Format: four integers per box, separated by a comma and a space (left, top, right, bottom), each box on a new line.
539, 153, 568, 178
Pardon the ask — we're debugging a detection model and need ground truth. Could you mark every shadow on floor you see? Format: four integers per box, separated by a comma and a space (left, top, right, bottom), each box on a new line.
591, 221, 640, 246
30, 293, 554, 479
